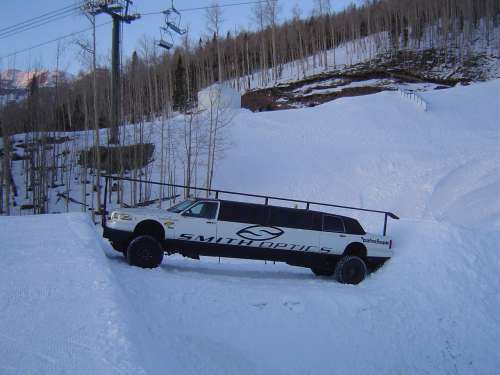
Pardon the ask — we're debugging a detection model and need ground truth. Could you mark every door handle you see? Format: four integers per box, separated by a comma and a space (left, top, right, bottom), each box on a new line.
339, 234, 346, 238
206, 221, 216, 224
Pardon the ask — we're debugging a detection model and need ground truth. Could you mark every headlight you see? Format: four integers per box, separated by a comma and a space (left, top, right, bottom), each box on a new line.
111, 212, 132, 221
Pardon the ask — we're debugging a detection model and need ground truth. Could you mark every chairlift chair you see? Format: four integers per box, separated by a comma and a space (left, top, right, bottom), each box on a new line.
158, 40, 173, 50
158, 27, 174, 50
163, 6, 186, 35
157, 1, 186, 50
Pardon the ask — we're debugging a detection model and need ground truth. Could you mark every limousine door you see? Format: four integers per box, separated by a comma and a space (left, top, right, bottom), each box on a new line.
175, 201, 219, 243
216, 201, 270, 249
319, 214, 349, 255
266, 206, 320, 253
216, 202, 320, 255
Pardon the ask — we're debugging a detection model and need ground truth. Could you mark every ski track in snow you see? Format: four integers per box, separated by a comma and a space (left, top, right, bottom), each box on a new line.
1, 80, 500, 374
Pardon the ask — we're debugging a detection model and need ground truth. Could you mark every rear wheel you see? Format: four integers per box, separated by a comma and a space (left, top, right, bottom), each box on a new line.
334, 256, 367, 284
126, 235, 164, 268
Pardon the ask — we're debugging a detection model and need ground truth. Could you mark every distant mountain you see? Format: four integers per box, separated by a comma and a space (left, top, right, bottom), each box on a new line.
0, 69, 74, 90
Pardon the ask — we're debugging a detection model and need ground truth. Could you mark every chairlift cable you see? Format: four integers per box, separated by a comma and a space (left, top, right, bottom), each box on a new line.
0, 21, 112, 61
1, 0, 270, 59
141, 0, 269, 16
0, 3, 84, 35
0, 9, 81, 40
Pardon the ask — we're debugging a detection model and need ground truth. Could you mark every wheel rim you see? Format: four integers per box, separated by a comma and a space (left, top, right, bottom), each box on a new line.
342, 259, 365, 284
138, 247, 154, 262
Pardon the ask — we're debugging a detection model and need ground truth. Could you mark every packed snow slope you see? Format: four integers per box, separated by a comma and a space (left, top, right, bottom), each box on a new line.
1, 214, 499, 374
1, 80, 500, 374
0, 214, 154, 375
216, 80, 500, 233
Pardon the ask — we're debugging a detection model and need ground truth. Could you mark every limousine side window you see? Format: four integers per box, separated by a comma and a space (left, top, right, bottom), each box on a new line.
268, 207, 314, 230
218, 201, 269, 224
323, 215, 345, 233
182, 201, 218, 219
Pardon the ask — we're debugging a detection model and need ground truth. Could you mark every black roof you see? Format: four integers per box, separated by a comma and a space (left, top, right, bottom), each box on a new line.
190, 197, 358, 219
210, 198, 357, 221
189, 198, 366, 234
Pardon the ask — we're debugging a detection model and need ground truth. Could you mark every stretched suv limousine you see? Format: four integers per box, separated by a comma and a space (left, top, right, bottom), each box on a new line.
104, 198, 394, 284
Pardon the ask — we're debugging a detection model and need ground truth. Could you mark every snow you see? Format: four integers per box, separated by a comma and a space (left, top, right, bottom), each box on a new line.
104, 220, 500, 375
0, 213, 150, 374
198, 83, 241, 111
292, 79, 444, 98
1, 79, 500, 374
216, 80, 500, 233
231, 26, 500, 92
2, 213, 499, 374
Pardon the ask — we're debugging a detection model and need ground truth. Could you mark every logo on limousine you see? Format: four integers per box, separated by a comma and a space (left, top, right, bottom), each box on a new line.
236, 225, 284, 241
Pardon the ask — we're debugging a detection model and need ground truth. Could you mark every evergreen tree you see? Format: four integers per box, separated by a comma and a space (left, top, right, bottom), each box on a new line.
173, 54, 187, 110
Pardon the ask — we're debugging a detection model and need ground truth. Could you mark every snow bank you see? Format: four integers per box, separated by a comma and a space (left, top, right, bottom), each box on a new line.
198, 83, 241, 111
0, 213, 149, 375
216, 80, 500, 233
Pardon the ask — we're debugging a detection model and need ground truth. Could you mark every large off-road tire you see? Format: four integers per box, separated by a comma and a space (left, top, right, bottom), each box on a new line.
334, 256, 367, 285
126, 235, 164, 268
311, 267, 335, 277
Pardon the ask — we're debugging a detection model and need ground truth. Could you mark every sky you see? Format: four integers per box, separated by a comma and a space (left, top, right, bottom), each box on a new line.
0, 0, 358, 73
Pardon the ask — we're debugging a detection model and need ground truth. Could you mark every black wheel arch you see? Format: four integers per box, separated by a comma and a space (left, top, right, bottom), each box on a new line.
134, 220, 165, 242
343, 242, 367, 259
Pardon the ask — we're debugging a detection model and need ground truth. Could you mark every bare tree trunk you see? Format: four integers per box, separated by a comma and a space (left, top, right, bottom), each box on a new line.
3, 134, 11, 215
0, 145, 3, 214
91, 17, 102, 216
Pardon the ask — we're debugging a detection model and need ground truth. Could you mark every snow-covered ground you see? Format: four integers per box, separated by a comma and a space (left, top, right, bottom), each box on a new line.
1, 80, 500, 374
1, 214, 499, 374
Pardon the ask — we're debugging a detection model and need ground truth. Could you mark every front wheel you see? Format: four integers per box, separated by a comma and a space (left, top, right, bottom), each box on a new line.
126, 235, 164, 268
334, 256, 367, 285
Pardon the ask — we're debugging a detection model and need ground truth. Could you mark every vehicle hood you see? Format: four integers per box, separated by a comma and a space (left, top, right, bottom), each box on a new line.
111, 207, 177, 219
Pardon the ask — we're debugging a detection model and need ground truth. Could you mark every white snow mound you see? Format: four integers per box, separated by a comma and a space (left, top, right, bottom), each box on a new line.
0, 213, 149, 375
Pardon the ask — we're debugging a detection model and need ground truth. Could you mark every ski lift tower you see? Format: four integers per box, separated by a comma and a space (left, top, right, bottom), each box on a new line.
84, 1, 140, 144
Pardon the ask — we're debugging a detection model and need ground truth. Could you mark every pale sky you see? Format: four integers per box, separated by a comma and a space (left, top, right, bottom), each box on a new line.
0, 0, 359, 73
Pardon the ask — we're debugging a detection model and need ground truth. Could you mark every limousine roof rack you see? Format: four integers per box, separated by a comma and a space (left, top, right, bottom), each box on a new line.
101, 175, 399, 236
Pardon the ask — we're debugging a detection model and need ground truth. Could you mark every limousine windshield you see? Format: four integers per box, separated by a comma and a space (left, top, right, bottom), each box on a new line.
167, 199, 195, 213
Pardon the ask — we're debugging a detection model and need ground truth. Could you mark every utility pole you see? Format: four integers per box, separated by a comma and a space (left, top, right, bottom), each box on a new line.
84, 1, 140, 144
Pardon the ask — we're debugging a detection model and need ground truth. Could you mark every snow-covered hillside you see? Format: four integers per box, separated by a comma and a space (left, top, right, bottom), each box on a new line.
1, 79, 499, 374
220, 80, 500, 233
7, 79, 500, 231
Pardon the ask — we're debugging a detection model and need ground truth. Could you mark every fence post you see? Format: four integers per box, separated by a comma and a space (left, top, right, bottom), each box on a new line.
102, 176, 109, 227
